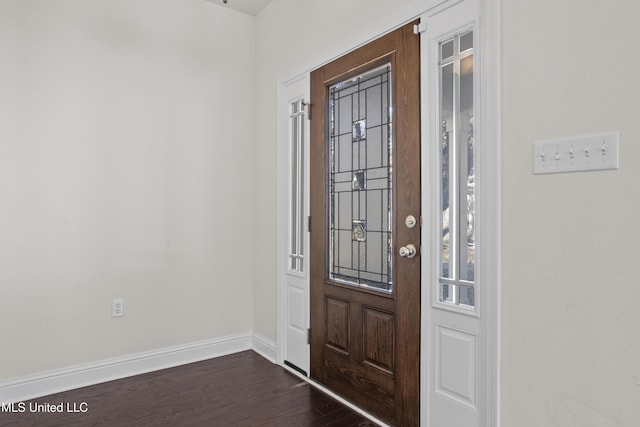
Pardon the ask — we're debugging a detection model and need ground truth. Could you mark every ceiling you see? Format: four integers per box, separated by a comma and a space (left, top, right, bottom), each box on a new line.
205, 0, 272, 16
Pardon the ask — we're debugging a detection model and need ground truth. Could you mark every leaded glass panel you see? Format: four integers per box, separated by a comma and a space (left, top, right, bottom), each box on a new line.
328, 64, 393, 292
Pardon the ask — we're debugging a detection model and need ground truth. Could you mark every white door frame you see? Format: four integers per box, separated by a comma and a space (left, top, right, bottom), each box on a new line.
275, 1, 500, 425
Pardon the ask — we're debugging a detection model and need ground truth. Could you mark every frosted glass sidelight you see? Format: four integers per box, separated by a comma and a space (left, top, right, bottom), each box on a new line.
328, 64, 393, 292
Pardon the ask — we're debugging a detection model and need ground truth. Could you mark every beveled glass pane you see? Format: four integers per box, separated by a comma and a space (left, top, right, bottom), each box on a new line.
353, 119, 367, 140
328, 64, 393, 292
352, 170, 366, 191
352, 221, 366, 242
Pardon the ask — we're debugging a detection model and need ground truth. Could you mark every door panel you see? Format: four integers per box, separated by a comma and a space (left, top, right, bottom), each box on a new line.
310, 22, 420, 427
283, 76, 310, 376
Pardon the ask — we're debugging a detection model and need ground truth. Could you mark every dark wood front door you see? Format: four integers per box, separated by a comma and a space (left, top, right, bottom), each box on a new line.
309, 22, 421, 427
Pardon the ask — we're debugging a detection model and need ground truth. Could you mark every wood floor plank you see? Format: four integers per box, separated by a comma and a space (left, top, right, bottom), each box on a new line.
0, 351, 379, 426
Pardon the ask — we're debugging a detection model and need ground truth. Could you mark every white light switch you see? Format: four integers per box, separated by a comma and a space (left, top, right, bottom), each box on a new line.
533, 132, 619, 174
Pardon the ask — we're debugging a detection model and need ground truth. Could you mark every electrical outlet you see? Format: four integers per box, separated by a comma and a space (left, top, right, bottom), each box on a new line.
112, 298, 124, 317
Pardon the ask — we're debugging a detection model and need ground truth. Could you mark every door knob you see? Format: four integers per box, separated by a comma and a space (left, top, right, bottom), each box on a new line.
399, 244, 417, 258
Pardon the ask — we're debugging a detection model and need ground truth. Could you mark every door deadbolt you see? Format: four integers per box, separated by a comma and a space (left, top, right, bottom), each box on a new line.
399, 244, 417, 258
405, 215, 417, 229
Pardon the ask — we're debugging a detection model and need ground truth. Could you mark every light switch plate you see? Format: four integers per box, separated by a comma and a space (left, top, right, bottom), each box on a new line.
533, 132, 619, 174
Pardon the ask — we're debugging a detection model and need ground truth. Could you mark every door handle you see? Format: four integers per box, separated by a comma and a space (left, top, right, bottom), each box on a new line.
399, 244, 417, 258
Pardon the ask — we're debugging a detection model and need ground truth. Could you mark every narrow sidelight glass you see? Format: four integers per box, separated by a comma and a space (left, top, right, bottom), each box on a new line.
289, 99, 305, 272
438, 31, 475, 307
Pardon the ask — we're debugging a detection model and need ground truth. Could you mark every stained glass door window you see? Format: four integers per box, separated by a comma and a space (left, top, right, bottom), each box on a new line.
327, 64, 393, 293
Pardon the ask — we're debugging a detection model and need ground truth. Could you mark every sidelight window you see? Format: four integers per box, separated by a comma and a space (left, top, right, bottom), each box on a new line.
439, 30, 475, 307
288, 99, 306, 273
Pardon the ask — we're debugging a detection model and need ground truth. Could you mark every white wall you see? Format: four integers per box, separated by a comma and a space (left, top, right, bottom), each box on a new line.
0, 0, 255, 380
501, 1, 640, 426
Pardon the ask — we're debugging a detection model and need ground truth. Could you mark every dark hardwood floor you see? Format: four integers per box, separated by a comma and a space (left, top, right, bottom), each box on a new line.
0, 351, 379, 426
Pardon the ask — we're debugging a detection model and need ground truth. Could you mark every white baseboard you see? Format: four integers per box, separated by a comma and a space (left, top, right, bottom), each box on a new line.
251, 334, 277, 363
0, 332, 262, 404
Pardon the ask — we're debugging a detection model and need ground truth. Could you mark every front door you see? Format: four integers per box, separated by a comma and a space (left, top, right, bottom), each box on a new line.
309, 22, 421, 427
